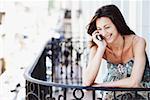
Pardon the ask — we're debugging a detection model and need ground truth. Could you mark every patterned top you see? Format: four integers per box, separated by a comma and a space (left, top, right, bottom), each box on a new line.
102, 59, 150, 99
103, 59, 150, 87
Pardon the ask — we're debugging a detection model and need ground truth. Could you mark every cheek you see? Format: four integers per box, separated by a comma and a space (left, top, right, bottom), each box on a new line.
111, 27, 118, 35
107, 29, 112, 33
106, 27, 116, 33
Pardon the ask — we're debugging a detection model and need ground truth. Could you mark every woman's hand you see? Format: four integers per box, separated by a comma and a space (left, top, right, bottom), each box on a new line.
92, 83, 103, 87
92, 30, 107, 51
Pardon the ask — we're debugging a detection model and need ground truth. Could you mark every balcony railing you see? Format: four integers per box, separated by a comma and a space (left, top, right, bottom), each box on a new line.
24, 38, 150, 100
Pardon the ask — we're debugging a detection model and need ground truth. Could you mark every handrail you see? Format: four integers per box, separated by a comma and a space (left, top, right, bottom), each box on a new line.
24, 67, 150, 91
24, 38, 150, 100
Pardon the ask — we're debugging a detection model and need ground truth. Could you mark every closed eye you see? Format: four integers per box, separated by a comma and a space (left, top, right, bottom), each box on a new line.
105, 26, 110, 29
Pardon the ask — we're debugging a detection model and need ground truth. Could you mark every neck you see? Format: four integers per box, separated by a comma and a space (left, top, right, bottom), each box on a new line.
107, 35, 124, 51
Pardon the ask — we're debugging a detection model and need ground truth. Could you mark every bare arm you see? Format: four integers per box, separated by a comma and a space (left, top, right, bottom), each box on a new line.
82, 31, 106, 86
82, 46, 104, 86
93, 37, 146, 88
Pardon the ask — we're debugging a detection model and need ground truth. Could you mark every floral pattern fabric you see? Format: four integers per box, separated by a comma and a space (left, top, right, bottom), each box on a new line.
102, 59, 150, 100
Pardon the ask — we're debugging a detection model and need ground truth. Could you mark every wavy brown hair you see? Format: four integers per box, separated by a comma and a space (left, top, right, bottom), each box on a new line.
87, 4, 135, 36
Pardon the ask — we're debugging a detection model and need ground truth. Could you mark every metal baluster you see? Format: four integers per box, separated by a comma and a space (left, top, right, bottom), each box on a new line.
64, 41, 70, 84
75, 45, 83, 84
148, 92, 150, 100
135, 91, 137, 99
60, 42, 64, 84
26, 81, 29, 100
64, 88, 67, 100
70, 40, 74, 84
51, 38, 55, 82
113, 91, 117, 100
92, 90, 96, 100
64, 49, 69, 84
73, 89, 84, 100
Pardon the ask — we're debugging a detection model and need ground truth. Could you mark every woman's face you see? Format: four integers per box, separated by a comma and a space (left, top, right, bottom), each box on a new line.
96, 17, 120, 44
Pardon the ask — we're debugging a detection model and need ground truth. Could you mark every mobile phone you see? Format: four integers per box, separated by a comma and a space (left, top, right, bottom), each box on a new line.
96, 35, 104, 41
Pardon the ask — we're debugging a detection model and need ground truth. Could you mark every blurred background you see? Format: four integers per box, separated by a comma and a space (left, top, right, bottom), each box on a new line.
0, 0, 150, 99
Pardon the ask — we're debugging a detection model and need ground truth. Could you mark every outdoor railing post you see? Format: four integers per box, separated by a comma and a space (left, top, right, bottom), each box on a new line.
92, 90, 96, 100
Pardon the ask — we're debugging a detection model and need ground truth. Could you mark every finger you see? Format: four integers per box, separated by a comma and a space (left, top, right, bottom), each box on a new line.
92, 32, 99, 39
92, 30, 99, 36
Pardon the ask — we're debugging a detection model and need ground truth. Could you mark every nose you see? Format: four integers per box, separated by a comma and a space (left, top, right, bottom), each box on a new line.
98, 29, 107, 37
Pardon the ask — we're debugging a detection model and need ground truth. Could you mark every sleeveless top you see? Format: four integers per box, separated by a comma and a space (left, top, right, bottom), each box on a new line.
101, 35, 150, 99
102, 58, 150, 100
103, 58, 150, 87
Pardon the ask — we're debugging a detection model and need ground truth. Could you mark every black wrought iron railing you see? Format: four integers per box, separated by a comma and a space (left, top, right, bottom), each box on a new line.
24, 38, 150, 100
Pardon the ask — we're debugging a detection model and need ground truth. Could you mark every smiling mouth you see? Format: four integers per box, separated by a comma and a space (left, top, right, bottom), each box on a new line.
105, 33, 112, 40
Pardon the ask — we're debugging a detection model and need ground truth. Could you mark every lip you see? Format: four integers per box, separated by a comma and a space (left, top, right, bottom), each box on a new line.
105, 33, 112, 40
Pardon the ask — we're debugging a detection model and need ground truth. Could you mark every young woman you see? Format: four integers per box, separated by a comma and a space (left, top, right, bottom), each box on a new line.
83, 4, 150, 99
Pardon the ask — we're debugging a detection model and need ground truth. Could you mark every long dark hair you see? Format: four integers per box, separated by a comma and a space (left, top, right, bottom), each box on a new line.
87, 4, 135, 35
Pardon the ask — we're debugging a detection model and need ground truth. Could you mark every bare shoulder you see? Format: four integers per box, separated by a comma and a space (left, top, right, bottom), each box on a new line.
132, 35, 146, 47
123, 35, 145, 48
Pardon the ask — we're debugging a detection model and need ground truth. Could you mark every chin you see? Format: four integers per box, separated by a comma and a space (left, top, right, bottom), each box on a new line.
106, 39, 114, 44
